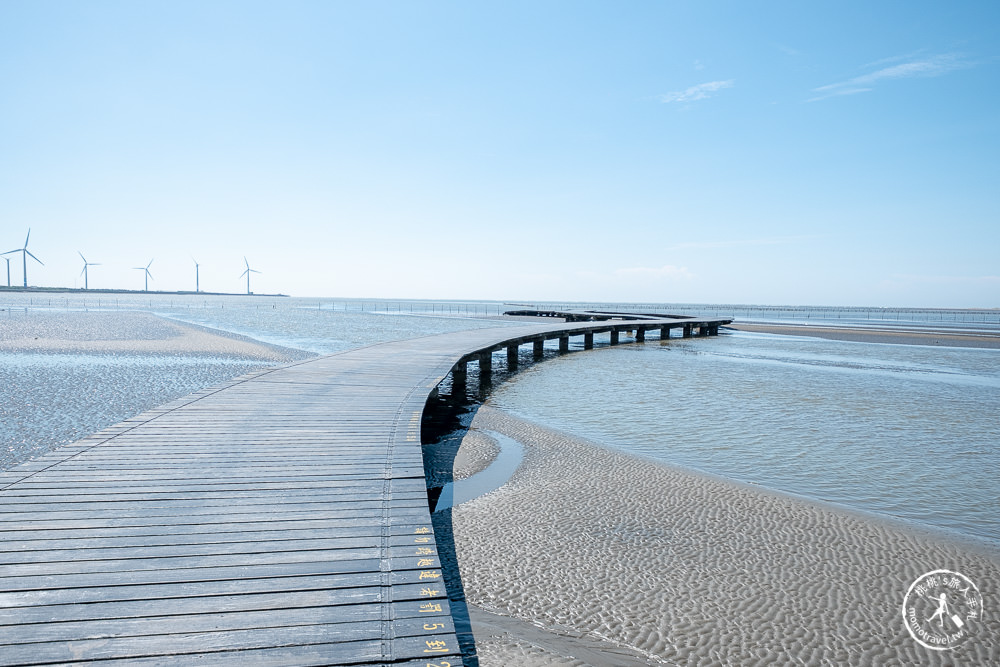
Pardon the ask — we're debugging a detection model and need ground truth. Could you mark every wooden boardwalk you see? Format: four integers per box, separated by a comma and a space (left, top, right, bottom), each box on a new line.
0, 316, 728, 666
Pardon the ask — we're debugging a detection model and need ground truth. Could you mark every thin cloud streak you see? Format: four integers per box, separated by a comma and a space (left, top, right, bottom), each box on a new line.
660, 80, 734, 104
808, 53, 969, 102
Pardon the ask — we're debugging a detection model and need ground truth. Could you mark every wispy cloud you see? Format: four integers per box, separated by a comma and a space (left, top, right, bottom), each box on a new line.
808, 53, 970, 102
660, 80, 734, 104
665, 235, 819, 251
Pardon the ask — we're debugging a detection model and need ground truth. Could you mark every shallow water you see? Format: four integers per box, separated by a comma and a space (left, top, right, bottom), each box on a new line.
0, 294, 511, 469
488, 330, 1000, 546
1, 351, 280, 469
3, 293, 997, 547
433, 432, 524, 512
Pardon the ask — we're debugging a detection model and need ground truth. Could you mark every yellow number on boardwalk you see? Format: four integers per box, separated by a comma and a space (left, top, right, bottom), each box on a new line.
414, 526, 431, 534
419, 570, 441, 580
417, 558, 434, 567
419, 601, 442, 611
416, 547, 434, 555
423, 622, 445, 631
415, 536, 431, 543
423, 640, 449, 653
419, 588, 441, 597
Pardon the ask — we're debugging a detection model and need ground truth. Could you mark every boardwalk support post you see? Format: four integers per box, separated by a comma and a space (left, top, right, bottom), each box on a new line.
683, 324, 693, 338
533, 339, 544, 359
559, 336, 569, 353
584, 332, 594, 349
636, 328, 645, 342
610, 330, 619, 345
507, 344, 519, 370
661, 326, 670, 339
452, 362, 467, 391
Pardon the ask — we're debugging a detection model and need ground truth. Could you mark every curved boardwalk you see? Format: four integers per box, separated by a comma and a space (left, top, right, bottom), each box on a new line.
0, 316, 727, 666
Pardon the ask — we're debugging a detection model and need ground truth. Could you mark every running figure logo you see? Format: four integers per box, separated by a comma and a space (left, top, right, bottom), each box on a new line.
903, 569, 982, 651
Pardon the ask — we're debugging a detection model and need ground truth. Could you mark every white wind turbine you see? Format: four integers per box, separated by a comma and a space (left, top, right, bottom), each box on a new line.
78, 252, 101, 290
3, 257, 9, 287
133, 259, 154, 292
2, 229, 44, 288
240, 257, 260, 295
192, 257, 200, 293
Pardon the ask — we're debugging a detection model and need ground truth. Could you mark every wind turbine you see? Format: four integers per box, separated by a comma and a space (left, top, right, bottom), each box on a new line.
240, 257, 260, 295
192, 257, 200, 292
133, 259, 154, 292
78, 252, 101, 290
2, 229, 44, 288
3, 257, 9, 287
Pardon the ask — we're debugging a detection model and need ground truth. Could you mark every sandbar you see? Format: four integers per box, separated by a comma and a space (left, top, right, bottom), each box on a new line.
0, 310, 306, 360
444, 406, 1000, 665
728, 322, 1000, 349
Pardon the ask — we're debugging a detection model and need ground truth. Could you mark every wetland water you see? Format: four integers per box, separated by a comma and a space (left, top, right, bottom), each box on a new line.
2, 293, 997, 546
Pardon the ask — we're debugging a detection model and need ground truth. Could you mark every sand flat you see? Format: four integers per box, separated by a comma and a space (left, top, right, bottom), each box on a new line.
449, 406, 1000, 666
729, 322, 1000, 349
0, 310, 302, 360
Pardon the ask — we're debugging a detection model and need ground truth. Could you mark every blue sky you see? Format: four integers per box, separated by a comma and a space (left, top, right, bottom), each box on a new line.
2, 1, 998, 306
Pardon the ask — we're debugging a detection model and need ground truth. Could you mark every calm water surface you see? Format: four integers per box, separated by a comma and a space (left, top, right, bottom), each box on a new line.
3, 293, 997, 545
489, 330, 1000, 546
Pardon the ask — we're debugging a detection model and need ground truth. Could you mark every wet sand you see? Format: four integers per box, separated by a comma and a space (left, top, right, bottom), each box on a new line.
446, 406, 1000, 666
0, 310, 306, 359
728, 322, 1000, 349
1, 311, 310, 470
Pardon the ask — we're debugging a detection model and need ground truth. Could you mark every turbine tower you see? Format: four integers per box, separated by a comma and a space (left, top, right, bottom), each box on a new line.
133, 259, 154, 292
3, 257, 9, 287
192, 257, 200, 292
2, 229, 44, 288
240, 257, 260, 295
78, 252, 101, 290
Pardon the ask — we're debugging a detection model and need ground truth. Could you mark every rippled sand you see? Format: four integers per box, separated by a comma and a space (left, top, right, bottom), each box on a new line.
0, 310, 305, 358
448, 406, 1000, 666
1, 311, 311, 470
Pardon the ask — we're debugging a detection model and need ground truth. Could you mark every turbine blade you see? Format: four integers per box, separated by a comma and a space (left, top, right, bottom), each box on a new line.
80, 266, 87, 277
79, 251, 86, 262
25, 250, 43, 265
240, 269, 249, 278
147, 259, 154, 269
244, 257, 250, 269
24, 229, 30, 247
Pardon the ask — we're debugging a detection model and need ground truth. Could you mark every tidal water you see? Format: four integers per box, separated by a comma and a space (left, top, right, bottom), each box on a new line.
490, 330, 1000, 546
2, 293, 997, 546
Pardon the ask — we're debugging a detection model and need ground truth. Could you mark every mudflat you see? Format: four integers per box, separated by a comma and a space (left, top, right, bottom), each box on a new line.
445, 405, 1000, 665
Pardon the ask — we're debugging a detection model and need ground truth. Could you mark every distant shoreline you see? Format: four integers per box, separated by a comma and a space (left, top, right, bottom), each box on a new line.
727, 321, 1000, 349
0, 286, 289, 297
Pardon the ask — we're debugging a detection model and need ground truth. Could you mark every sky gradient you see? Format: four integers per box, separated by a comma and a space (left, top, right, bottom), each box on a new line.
2, 1, 998, 307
